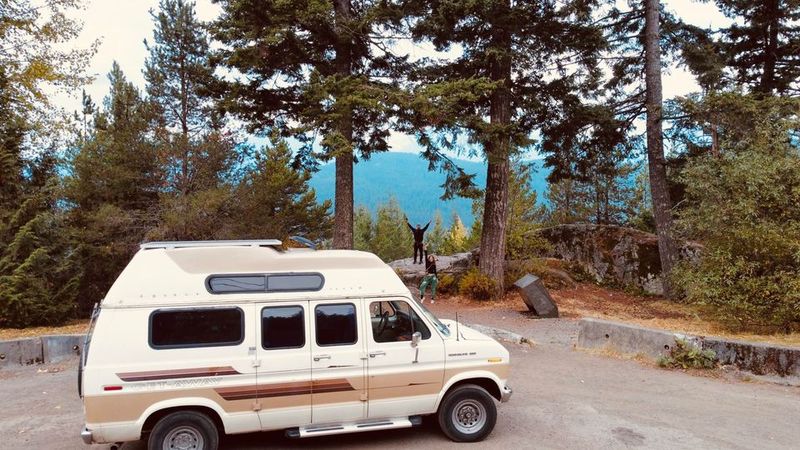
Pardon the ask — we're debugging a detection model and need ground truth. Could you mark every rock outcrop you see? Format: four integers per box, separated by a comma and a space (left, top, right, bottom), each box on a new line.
538, 224, 701, 295
389, 251, 475, 285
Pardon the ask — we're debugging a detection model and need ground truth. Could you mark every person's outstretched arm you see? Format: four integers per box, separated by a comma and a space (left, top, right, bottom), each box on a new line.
422, 221, 431, 232
406, 221, 414, 232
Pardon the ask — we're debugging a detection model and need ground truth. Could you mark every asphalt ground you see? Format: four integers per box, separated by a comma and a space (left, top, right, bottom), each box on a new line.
2, 333, 799, 450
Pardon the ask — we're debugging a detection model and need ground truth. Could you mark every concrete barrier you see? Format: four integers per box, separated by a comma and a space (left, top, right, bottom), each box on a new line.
0, 338, 43, 368
577, 318, 800, 377
700, 337, 800, 377
0, 335, 84, 368
42, 334, 83, 364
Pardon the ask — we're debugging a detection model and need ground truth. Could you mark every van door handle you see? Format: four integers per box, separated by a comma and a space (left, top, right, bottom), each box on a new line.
314, 354, 331, 361
369, 351, 386, 358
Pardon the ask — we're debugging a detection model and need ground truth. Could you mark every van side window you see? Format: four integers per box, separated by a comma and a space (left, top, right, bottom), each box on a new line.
262, 306, 305, 350
315, 303, 357, 346
370, 301, 431, 343
150, 308, 243, 349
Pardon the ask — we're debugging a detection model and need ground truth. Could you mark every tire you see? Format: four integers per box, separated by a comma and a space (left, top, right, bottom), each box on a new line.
147, 411, 219, 450
437, 384, 497, 442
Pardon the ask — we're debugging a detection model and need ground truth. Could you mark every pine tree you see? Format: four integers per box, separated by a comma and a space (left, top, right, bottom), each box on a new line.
226, 138, 332, 241
472, 162, 548, 259
716, 0, 800, 95
545, 179, 594, 225
143, 0, 245, 240
353, 206, 374, 252
370, 198, 414, 262
441, 213, 470, 256
425, 211, 446, 255
145, 0, 235, 196
212, 0, 404, 249
644, 0, 678, 297
64, 63, 162, 314
0, 186, 79, 327
406, 0, 606, 294
0, 141, 79, 326
0, 69, 25, 225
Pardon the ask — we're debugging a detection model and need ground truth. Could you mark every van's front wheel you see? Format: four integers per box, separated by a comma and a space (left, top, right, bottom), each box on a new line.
437, 384, 497, 442
147, 411, 219, 450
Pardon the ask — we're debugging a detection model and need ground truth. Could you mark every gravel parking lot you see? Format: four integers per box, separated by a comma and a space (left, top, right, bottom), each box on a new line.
2, 321, 799, 450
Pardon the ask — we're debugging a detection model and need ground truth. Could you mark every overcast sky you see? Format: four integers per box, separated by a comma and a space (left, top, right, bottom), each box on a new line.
52, 0, 732, 154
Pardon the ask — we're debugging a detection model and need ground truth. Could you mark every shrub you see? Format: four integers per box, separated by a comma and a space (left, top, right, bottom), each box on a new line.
458, 268, 496, 301
657, 339, 717, 370
436, 273, 458, 295
673, 120, 800, 332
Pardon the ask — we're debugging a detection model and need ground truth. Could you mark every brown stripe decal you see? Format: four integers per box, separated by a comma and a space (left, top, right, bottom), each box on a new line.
214, 379, 355, 401
117, 366, 241, 382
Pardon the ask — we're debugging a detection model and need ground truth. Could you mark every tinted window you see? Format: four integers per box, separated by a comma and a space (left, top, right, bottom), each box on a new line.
315, 303, 357, 346
370, 301, 431, 343
207, 273, 324, 293
208, 276, 265, 293
150, 308, 243, 348
262, 306, 305, 350
267, 274, 324, 292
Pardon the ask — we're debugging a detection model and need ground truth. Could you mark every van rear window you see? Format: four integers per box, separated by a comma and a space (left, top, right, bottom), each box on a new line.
150, 308, 244, 349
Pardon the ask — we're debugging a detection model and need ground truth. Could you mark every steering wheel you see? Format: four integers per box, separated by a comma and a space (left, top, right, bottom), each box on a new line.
376, 311, 390, 335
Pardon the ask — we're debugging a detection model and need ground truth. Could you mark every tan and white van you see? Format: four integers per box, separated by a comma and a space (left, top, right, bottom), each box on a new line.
79, 240, 512, 449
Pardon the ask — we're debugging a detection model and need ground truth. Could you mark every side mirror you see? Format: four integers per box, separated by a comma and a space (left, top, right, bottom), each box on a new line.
411, 331, 422, 348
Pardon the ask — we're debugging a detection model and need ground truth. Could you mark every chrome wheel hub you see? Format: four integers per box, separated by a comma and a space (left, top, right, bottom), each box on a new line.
163, 426, 204, 450
451, 399, 487, 434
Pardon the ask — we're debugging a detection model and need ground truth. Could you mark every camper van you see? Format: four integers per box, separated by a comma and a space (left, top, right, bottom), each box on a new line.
79, 240, 512, 449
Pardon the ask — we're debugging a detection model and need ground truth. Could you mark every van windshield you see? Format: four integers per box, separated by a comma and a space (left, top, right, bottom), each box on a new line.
415, 301, 451, 337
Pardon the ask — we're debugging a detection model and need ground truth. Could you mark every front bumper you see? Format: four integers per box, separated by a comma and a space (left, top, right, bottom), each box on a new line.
80, 427, 93, 445
500, 384, 513, 402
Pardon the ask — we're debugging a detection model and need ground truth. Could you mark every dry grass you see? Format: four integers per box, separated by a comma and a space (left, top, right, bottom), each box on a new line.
439, 282, 800, 348
0, 320, 90, 340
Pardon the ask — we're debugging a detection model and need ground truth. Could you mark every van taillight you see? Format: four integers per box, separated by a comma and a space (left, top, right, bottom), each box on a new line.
104, 386, 123, 391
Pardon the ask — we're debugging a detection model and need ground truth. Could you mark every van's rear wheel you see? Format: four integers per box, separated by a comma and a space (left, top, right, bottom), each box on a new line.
437, 384, 497, 442
147, 411, 219, 450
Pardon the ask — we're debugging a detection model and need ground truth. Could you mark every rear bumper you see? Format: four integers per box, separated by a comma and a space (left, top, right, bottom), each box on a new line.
500, 384, 513, 403
80, 427, 93, 445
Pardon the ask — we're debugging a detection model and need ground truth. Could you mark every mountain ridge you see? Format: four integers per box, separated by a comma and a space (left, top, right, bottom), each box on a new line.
308, 152, 549, 227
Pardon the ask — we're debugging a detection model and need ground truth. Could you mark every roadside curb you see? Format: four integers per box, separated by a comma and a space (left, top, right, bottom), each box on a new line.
577, 318, 800, 378
0, 334, 83, 368
467, 323, 535, 347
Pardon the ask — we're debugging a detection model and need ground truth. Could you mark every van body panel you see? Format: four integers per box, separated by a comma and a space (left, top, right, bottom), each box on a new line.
309, 299, 368, 424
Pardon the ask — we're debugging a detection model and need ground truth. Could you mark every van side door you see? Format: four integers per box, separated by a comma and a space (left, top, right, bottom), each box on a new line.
365, 299, 445, 419
255, 302, 312, 430
309, 300, 368, 424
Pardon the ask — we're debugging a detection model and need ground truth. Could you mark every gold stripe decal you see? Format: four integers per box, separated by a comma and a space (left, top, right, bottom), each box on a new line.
214, 379, 356, 401
117, 366, 241, 382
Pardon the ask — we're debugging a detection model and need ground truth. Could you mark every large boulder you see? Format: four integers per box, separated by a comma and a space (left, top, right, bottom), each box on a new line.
389, 251, 476, 285
538, 224, 701, 295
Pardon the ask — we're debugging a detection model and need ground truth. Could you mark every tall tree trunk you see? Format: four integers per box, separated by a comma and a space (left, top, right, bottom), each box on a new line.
759, 0, 779, 94
710, 118, 720, 158
332, 0, 354, 249
479, 0, 512, 296
644, 0, 678, 298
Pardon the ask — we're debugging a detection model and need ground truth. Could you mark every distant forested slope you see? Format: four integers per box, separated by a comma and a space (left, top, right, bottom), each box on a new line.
308, 152, 549, 227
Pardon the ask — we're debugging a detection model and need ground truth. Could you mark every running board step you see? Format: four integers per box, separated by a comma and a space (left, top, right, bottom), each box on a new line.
286, 416, 421, 438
